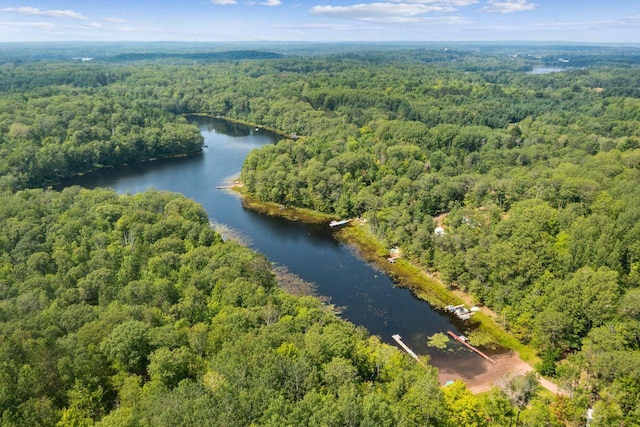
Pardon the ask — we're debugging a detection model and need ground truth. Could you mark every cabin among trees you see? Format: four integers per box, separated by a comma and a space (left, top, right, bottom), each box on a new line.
0, 44, 639, 425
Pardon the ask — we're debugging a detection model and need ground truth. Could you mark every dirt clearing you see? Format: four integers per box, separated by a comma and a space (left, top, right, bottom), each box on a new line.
437, 350, 563, 395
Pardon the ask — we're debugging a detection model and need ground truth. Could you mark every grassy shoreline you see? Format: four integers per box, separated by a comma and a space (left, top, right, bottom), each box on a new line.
212, 113, 540, 365
238, 190, 335, 224
235, 187, 540, 365
336, 224, 539, 363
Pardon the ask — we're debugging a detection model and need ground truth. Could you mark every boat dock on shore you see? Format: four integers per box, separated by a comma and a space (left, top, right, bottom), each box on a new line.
447, 330, 496, 364
216, 182, 243, 190
392, 334, 419, 361
392, 334, 430, 369
446, 304, 478, 321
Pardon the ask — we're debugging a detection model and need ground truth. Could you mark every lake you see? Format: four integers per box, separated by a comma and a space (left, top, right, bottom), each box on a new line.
526, 67, 567, 74
61, 116, 490, 376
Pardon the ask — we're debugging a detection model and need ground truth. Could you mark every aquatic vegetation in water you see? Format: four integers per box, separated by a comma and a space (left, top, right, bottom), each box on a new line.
427, 332, 450, 350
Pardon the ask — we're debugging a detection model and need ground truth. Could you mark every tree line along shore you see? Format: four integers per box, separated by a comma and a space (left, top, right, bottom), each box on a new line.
1, 44, 639, 425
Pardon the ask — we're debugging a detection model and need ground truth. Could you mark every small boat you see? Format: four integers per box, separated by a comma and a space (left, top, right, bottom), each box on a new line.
446, 304, 475, 321
329, 219, 350, 227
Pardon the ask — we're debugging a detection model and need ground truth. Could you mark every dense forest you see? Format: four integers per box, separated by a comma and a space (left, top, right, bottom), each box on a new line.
1, 43, 639, 425
0, 187, 469, 426
238, 51, 640, 423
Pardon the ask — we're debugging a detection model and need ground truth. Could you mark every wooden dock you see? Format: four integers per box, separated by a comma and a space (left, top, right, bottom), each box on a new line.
447, 331, 496, 364
215, 183, 243, 189
392, 334, 419, 361
392, 334, 430, 370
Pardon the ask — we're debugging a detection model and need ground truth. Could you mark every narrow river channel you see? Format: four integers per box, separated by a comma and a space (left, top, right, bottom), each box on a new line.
61, 116, 488, 378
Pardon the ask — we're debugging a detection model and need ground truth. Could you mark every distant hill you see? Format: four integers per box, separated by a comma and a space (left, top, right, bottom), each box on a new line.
105, 50, 284, 63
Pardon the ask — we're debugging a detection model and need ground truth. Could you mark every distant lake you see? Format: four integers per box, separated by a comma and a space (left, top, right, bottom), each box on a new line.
526, 67, 567, 75
61, 116, 493, 379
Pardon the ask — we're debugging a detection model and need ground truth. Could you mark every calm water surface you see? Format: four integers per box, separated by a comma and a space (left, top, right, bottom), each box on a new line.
62, 117, 485, 373
526, 67, 567, 74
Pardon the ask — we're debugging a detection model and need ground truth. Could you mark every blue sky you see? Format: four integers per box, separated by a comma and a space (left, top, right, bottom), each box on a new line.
0, 0, 638, 43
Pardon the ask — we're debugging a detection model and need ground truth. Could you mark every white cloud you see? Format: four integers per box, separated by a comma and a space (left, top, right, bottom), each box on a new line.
456, 14, 640, 44
273, 22, 380, 30
311, 2, 456, 23
112, 26, 137, 33
247, 0, 282, 5
1, 6, 88, 20
486, 15, 640, 33
106, 17, 126, 23
398, 0, 477, 4
60, 22, 103, 33
447, 0, 478, 4
0, 20, 55, 29
549, 15, 640, 31
309, 0, 480, 24
481, 0, 536, 14
210, 0, 237, 4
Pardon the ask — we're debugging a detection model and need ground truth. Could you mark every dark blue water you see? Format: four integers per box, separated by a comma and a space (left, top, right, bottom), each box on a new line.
62, 116, 481, 373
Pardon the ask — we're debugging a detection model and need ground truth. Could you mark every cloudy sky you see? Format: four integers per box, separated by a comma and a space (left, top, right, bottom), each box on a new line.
0, 0, 638, 43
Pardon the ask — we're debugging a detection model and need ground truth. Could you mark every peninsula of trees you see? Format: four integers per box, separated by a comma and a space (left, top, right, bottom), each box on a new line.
1, 43, 639, 425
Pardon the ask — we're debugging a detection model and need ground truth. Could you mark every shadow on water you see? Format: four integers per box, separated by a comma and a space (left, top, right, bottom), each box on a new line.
202, 118, 253, 137
60, 116, 492, 376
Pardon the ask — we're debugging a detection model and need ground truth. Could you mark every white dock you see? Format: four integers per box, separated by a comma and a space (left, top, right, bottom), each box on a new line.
392, 334, 430, 370
392, 334, 419, 361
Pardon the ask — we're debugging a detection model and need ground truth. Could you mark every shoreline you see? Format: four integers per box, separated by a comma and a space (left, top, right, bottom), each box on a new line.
47, 150, 203, 189
231, 186, 556, 393
335, 223, 539, 364
208, 118, 517, 351
187, 113, 298, 141
207, 114, 556, 394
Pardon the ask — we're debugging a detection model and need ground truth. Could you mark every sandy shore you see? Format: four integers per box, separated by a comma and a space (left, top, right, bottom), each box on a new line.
437, 350, 562, 395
